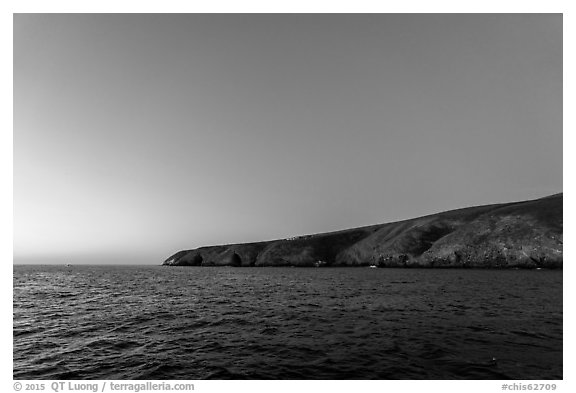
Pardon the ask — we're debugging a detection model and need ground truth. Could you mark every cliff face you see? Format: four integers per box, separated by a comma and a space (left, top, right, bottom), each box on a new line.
164, 193, 562, 268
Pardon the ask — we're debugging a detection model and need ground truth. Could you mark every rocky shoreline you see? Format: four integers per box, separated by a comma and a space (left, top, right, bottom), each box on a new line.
163, 193, 562, 269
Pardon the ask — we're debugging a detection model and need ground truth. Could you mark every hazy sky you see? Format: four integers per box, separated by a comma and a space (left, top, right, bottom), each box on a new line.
14, 14, 562, 264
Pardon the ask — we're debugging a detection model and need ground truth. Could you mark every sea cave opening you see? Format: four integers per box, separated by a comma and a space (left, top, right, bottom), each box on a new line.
231, 253, 242, 267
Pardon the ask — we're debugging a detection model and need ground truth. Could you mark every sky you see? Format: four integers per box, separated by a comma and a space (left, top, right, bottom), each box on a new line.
13, 14, 562, 264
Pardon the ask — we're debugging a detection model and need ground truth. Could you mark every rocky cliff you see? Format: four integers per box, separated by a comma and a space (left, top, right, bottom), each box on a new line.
163, 193, 562, 268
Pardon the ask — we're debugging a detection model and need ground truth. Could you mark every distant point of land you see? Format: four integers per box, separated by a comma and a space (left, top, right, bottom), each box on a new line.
164, 193, 562, 269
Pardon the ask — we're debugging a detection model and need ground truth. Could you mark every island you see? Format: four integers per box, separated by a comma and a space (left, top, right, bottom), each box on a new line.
163, 193, 562, 268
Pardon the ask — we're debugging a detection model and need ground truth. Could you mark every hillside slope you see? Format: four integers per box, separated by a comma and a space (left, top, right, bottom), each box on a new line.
164, 193, 562, 268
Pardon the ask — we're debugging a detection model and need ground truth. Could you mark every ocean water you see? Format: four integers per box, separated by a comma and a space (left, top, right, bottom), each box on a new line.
13, 265, 562, 380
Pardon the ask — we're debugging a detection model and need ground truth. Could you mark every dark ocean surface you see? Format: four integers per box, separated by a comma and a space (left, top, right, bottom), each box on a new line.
13, 265, 562, 380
